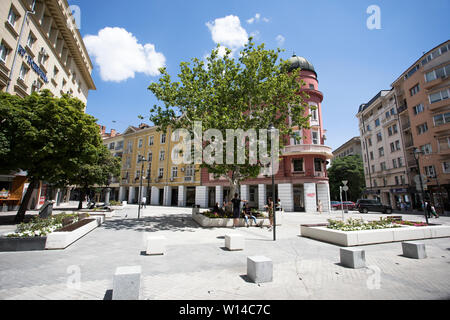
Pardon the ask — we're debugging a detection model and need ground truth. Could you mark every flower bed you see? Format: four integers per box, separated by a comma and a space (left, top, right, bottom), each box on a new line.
394, 220, 428, 227
327, 218, 401, 232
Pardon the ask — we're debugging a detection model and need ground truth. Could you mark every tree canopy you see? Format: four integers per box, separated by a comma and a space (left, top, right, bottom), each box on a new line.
147, 40, 312, 195
0, 90, 119, 221
328, 155, 365, 202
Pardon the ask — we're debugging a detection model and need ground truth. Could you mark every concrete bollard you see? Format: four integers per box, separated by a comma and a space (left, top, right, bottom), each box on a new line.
146, 236, 166, 255
112, 266, 141, 300
247, 256, 273, 283
340, 248, 366, 269
402, 241, 426, 259
225, 234, 245, 251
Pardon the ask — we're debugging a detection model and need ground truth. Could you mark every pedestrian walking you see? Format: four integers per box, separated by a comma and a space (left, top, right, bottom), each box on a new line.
317, 199, 323, 214
141, 196, 146, 208
425, 201, 432, 219
228, 193, 247, 228
430, 204, 439, 218
264, 197, 274, 231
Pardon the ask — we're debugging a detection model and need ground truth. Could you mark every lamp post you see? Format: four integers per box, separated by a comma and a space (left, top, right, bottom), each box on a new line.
137, 155, 147, 220
268, 124, 276, 241
412, 148, 428, 224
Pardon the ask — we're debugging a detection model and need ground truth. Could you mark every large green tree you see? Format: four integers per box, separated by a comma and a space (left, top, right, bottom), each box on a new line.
147, 40, 311, 196
0, 90, 113, 222
328, 155, 365, 202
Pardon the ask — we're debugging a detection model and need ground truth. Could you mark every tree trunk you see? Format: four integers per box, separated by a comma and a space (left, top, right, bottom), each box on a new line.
14, 179, 38, 223
78, 187, 87, 210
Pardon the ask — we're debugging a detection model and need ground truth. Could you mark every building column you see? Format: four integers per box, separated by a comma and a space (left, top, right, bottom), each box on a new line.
304, 183, 317, 213
128, 187, 136, 204
151, 186, 159, 205
118, 187, 126, 202
316, 182, 331, 213
104, 188, 111, 206
163, 186, 172, 206
178, 185, 187, 207
215, 186, 223, 206
195, 186, 208, 208
258, 184, 267, 210
278, 183, 294, 212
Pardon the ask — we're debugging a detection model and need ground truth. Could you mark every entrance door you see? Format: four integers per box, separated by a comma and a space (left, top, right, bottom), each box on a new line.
293, 184, 304, 212
159, 189, 164, 205
186, 187, 195, 206
171, 188, 178, 206
208, 187, 216, 207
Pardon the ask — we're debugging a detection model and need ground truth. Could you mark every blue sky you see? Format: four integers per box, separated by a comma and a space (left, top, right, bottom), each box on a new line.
70, 0, 449, 150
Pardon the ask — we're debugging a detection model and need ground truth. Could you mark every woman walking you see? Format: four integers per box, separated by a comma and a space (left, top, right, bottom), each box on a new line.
265, 197, 274, 231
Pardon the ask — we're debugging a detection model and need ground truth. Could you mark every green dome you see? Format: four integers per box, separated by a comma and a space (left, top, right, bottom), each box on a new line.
287, 55, 316, 74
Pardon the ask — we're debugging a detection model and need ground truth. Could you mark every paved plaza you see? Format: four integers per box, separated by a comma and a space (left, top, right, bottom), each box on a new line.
0, 204, 449, 300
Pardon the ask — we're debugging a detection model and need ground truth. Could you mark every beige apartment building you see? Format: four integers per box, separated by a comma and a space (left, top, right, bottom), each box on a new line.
332, 136, 362, 162
0, 0, 95, 210
392, 40, 450, 212
101, 127, 124, 202
0, 0, 95, 102
357, 89, 411, 209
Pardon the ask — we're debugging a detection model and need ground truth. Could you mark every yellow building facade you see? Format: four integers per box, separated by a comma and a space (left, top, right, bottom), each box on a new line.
119, 124, 201, 206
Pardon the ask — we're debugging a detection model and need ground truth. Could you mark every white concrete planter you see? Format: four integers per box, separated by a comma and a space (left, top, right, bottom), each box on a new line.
192, 213, 270, 228
300, 224, 450, 247
45, 218, 101, 249
80, 209, 115, 218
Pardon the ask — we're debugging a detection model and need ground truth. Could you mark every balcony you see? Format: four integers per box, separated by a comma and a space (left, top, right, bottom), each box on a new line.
282, 144, 333, 159
433, 122, 450, 135
402, 120, 411, 130
397, 104, 408, 114
428, 99, 449, 111
382, 116, 397, 127
423, 76, 447, 90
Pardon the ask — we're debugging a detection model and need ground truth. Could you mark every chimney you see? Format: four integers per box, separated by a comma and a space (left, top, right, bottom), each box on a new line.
110, 129, 117, 137
101, 125, 106, 135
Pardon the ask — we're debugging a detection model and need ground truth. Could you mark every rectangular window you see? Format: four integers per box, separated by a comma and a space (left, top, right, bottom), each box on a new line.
380, 162, 386, 170
429, 89, 449, 104
27, 33, 36, 48
379, 147, 384, 157
158, 168, 164, 178
392, 158, 397, 168
293, 131, 302, 145
7, 8, 17, 27
420, 143, 432, 155
186, 165, 194, 176
376, 132, 382, 142
309, 84, 314, 89
0, 43, 9, 63
371, 165, 375, 173
172, 166, 178, 178
160, 133, 166, 144
433, 112, 450, 126
368, 138, 372, 146
390, 142, 395, 152
393, 124, 398, 134
395, 176, 399, 185
410, 84, 420, 96
18, 64, 28, 80
109, 142, 115, 150
293, 159, 304, 172
413, 104, 424, 115
398, 157, 403, 167
395, 140, 401, 150
159, 150, 165, 161
388, 127, 393, 136
375, 118, 380, 127
149, 136, 154, 146
417, 123, 428, 135
312, 130, 319, 145
400, 176, 405, 185
148, 152, 152, 162
314, 158, 322, 172
424, 165, 436, 177
370, 151, 374, 160
443, 161, 450, 174
138, 139, 143, 148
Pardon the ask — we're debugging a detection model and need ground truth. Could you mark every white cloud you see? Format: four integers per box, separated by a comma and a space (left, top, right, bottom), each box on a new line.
83, 27, 166, 82
206, 15, 248, 55
247, 13, 269, 24
276, 34, 285, 46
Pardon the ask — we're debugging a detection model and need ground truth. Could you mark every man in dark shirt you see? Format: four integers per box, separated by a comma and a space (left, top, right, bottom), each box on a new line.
229, 193, 247, 228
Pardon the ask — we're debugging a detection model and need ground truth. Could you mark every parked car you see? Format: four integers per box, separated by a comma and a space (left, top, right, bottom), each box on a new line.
356, 199, 393, 214
331, 201, 342, 210
342, 201, 356, 210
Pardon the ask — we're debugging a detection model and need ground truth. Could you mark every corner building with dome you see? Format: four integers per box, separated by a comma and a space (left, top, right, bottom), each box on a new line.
198, 55, 334, 213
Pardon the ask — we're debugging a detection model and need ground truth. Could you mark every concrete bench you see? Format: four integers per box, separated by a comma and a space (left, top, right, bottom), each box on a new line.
340, 248, 366, 269
225, 234, 244, 251
146, 236, 166, 255
112, 266, 141, 300
402, 241, 426, 259
247, 256, 273, 283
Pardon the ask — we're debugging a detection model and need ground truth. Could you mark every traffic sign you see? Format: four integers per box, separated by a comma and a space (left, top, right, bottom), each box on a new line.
342, 186, 349, 192
342, 180, 348, 185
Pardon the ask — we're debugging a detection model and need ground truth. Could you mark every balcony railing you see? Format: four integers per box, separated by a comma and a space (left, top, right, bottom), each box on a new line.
397, 104, 407, 114
283, 144, 333, 158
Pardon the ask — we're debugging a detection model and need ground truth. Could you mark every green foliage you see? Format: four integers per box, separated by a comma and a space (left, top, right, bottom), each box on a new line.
109, 200, 122, 206
327, 217, 401, 231
328, 155, 365, 202
147, 39, 311, 194
7, 213, 81, 237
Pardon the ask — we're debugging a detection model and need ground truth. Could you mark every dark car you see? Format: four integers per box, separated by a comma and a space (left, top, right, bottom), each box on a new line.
356, 199, 393, 214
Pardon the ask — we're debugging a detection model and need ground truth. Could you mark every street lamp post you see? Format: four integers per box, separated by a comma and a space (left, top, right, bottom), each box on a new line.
413, 148, 428, 224
268, 124, 276, 241
137, 155, 147, 220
